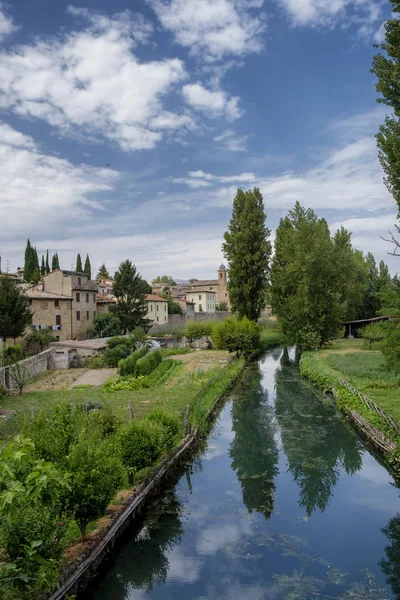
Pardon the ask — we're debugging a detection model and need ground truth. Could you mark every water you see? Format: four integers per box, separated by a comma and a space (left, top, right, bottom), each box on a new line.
88, 348, 400, 600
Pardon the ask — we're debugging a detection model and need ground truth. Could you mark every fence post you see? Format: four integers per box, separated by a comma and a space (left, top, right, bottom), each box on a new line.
128, 401, 133, 420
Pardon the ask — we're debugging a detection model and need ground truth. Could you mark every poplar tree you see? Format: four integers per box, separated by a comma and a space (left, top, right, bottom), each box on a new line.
76, 254, 83, 273
84, 254, 91, 279
222, 188, 271, 321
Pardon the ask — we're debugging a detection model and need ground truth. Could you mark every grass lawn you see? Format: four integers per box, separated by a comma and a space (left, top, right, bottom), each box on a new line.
0, 350, 231, 440
309, 339, 400, 420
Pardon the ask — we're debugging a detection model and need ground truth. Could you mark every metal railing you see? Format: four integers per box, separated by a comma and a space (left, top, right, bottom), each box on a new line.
338, 377, 400, 436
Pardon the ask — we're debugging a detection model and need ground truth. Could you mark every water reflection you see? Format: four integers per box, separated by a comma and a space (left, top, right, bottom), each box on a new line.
381, 513, 400, 599
274, 352, 364, 516
229, 366, 279, 520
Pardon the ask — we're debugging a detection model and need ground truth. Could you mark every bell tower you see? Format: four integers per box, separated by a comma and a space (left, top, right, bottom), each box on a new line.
217, 264, 229, 309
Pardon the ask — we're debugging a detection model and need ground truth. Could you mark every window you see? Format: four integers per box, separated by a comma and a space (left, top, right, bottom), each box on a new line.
164, 304, 167, 311
157, 316, 159, 322
56, 315, 61, 326
199, 304, 203, 312
56, 335, 60, 341
76, 311, 80, 321
77, 277, 81, 286
210, 287, 213, 290
86, 310, 90, 320
76, 292, 80, 302
55, 299, 59, 307
164, 316, 167, 321
93, 294, 96, 303
220, 272, 223, 278
157, 304, 159, 311
86, 293, 89, 303
198, 295, 202, 300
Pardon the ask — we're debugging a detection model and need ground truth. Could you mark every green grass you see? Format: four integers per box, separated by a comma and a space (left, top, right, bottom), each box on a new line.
259, 318, 286, 351
0, 355, 232, 440
302, 339, 400, 421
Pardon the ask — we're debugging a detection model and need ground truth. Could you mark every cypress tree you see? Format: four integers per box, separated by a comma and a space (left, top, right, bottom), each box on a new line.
76, 253, 83, 273
40, 255, 46, 276
96, 263, 110, 280
52, 253, 60, 271
84, 254, 91, 279
23, 239, 33, 283
45, 250, 50, 274
222, 187, 271, 321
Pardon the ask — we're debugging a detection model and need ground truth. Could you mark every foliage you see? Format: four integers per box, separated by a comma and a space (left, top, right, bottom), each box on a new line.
110, 259, 150, 334
153, 275, 176, 285
159, 347, 191, 357
107, 335, 133, 349
84, 253, 91, 279
88, 406, 122, 437
51, 252, 60, 271
149, 322, 185, 337
45, 249, 50, 274
86, 353, 106, 369
359, 322, 386, 349
105, 359, 178, 391
216, 302, 229, 311
223, 187, 272, 320
380, 320, 400, 373
40, 254, 46, 276
259, 324, 286, 351
0, 276, 32, 343
184, 320, 213, 340
9, 361, 30, 394
76, 253, 83, 272
147, 409, 182, 449
212, 317, 261, 360
88, 312, 122, 338
23, 239, 40, 284
135, 349, 162, 377
118, 421, 165, 477
270, 203, 346, 349
97, 263, 110, 280
24, 329, 56, 355
104, 344, 130, 367
3, 344, 23, 365
66, 432, 126, 535
119, 346, 148, 376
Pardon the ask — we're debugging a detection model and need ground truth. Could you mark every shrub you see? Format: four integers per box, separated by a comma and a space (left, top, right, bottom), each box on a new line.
87, 312, 122, 339
107, 336, 132, 349
104, 359, 179, 391
104, 344, 130, 367
119, 346, 148, 376
380, 321, 400, 373
118, 421, 165, 476
24, 330, 56, 355
359, 322, 386, 349
135, 349, 162, 377
3, 344, 23, 365
88, 406, 122, 437
86, 353, 106, 369
148, 322, 185, 337
147, 409, 182, 450
159, 347, 191, 357
212, 317, 261, 360
184, 320, 214, 340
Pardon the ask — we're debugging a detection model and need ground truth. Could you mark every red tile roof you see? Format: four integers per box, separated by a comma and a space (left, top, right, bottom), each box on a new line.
145, 294, 168, 302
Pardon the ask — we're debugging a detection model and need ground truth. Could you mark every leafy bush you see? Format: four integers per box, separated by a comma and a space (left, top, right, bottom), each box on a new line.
359, 322, 386, 349
87, 312, 122, 339
104, 344, 130, 367
104, 359, 178, 391
3, 344, 23, 365
147, 409, 182, 450
184, 320, 214, 340
135, 349, 162, 377
107, 336, 132, 349
23, 329, 56, 355
86, 353, 105, 369
212, 317, 261, 360
379, 321, 400, 373
88, 406, 122, 437
119, 346, 148, 376
118, 421, 165, 477
148, 322, 185, 337
159, 347, 190, 357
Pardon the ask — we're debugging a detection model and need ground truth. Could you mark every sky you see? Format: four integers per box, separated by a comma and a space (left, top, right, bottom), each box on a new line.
0, 0, 398, 280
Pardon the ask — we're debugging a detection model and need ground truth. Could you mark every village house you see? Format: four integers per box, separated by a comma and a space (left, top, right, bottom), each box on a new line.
97, 278, 114, 296
177, 298, 195, 317
145, 294, 168, 324
96, 294, 117, 314
186, 289, 217, 314
27, 269, 98, 341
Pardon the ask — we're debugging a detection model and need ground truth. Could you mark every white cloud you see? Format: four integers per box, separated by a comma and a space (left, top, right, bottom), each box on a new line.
170, 170, 256, 188
373, 20, 387, 43
214, 129, 248, 151
277, 0, 381, 32
182, 83, 242, 120
0, 121, 117, 241
0, 3, 16, 41
148, 0, 265, 61
0, 9, 189, 151
331, 214, 397, 233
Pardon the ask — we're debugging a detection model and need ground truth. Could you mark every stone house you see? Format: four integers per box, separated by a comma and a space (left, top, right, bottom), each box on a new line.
145, 294, 168, 324
27, 269, 98, 341
177, 298, 195, 317
98, 278, 114, 296
96, 294, 117, 314
186, 289, 217, 314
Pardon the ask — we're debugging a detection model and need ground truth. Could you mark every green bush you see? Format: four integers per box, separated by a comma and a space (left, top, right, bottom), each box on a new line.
184, 320, 214, 340
212, 317, 261, 360
118, 421, 165, 476
147, 409, 182, 450
107, 336, 132, 349
149, 322, 185, 337
135, 349, 162, 377
104, 344, 130, 367
104, 359, 179, 391
88, 406, 122, 437
359, 322, 386, 349
3, 344, 23, 365
86, 353, 106, 369
159, 347, 191, 357
118, 346, 148, 376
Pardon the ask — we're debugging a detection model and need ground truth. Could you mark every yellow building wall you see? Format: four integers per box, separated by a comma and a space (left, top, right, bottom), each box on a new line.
146, 300, 168, 324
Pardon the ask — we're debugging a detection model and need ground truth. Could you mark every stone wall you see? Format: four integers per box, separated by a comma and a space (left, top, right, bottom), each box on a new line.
0, 349, 54, 395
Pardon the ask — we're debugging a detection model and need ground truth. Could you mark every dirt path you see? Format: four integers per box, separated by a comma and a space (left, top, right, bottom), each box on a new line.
70, 368, 117, 388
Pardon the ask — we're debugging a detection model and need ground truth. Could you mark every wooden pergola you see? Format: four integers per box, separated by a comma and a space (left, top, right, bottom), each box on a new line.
342, 315, 389, 338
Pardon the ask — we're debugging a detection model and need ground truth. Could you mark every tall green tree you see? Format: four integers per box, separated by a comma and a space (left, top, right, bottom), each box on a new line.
84, 254, 91, 279
0, 277, 32, 343
40, 255, 46, 277
96, 263, 110, 280
76, 253, 83, 273
51, 253, 60, 271
270, 203, 345, 349
360, 253, 381, 318
32, 248, 40, 284
372, 4, 400, 214
23, 239, 35, 283
45, 250, 50, 274
110, 260, 150, 334
222, 188, 271, 321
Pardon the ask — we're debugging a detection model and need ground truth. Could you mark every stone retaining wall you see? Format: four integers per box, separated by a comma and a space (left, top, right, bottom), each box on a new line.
0, 349, 54, 394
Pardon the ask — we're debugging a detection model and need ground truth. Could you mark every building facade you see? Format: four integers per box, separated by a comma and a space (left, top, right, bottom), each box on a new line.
27, 269, 98, 341
186, 289, 216, 313
145, 294, 168, 324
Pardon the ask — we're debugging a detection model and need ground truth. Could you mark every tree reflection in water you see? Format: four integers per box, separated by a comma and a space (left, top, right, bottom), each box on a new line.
229, 365, 279, 520
381, 512, 400, 599
274, 349, 364, 516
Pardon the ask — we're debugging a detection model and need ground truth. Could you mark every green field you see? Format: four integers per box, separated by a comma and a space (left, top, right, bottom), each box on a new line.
304, 339, 400, 420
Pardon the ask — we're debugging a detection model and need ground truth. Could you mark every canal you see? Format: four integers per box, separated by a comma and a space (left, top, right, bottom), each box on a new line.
88, 348, 400, 600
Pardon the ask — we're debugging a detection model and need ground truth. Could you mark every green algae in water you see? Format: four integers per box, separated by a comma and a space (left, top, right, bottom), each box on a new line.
272, 570, 325, 599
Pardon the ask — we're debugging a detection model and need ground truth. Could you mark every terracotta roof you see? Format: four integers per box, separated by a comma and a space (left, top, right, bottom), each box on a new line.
26, 288, 72, 300
96, 294, 116, 304
145, 294, 168, 302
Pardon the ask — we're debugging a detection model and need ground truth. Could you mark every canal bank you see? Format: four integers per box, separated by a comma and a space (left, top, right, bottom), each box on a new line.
87, 347, 400, 600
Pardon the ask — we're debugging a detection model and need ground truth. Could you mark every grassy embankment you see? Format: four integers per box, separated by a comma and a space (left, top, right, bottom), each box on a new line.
300, 339, 400, 468
258, 317, 286, 351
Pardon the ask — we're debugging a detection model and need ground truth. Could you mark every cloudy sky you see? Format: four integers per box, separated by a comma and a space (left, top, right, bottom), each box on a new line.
0, 0, 398, 279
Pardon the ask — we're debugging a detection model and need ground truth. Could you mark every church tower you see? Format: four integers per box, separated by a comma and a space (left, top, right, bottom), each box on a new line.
217, 264, 229, 309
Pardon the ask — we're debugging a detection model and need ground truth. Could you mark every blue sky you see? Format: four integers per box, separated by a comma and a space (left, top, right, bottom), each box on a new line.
0, 0, 397, 279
